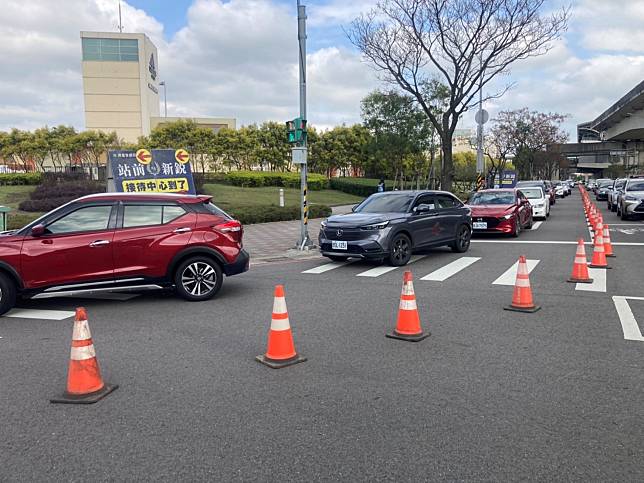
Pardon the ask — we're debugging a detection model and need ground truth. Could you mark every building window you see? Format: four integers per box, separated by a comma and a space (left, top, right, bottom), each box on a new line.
82, 38, 139, 62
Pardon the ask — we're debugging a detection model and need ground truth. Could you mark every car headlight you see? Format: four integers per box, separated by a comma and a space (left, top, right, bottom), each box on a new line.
360, 221, 389, 230
320, 220, 327, 228
624, 195, 638, 201
502, 214, 514, 220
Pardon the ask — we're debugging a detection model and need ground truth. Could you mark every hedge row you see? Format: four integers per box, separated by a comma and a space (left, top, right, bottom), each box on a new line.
0, 173, 43, 186
227, 204, 331, 225
19, 181, 105, 212
225, 171, 329, 190
329, 177, 389, 197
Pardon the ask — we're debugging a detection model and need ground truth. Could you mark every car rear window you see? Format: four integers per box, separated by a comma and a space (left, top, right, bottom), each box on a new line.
520, 188, 543, 199
195, 201, 233, 219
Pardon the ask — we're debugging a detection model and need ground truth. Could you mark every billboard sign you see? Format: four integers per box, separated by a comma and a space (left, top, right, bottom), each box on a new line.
108, 149, 195, 195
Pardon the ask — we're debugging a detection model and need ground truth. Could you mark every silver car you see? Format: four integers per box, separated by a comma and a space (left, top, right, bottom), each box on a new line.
617, 176, 644, 220
607, 178, 627, 212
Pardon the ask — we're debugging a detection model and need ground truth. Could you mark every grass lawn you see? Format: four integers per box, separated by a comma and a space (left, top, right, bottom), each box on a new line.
203, 183, 364, 210
0, 186, 44, 230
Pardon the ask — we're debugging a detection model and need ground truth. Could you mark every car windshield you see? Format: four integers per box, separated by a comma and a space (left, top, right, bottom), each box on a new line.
627, 181, 644, 191
520, 188, 543, 199
468, 192, 515, 205
598, 180, 613, 188
355, 193, 414, 213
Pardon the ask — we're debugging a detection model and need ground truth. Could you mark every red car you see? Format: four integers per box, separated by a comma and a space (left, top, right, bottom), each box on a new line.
467, 189, 533, 236
0, 193, 249, 315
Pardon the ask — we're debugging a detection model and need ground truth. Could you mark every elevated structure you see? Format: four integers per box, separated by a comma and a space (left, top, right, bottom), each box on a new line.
550, 80, 644, 176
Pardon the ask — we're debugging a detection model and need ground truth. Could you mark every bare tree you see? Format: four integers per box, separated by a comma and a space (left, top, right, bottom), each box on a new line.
347, 0, 569, 191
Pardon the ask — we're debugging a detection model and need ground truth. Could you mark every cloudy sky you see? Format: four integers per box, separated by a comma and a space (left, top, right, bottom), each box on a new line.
1, 0, 644, 138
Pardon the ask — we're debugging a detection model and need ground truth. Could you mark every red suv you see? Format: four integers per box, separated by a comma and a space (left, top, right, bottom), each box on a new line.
0, 193, 249, 315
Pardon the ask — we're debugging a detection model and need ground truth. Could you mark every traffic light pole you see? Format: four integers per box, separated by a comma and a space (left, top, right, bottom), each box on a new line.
297, 1, 313, 249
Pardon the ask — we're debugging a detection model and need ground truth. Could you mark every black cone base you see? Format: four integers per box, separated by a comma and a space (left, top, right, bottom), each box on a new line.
256, 354, 307, 369
504, 305, 541, 313
386, 331, 430, 342
50, 384, 118, 404
567, 278, 593, 283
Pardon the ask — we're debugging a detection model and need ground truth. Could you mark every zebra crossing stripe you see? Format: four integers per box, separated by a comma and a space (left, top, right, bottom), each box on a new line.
356, 255, 426, 278
492, 259, 540, 286
302, 260, 354, 274
420, 257, 481, 282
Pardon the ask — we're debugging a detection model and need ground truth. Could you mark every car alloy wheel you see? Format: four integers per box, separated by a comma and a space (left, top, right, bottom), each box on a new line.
451, 224, 471, 253
174, 256, 223, 301
182, 261, 217, 297
388, 234, 412, 266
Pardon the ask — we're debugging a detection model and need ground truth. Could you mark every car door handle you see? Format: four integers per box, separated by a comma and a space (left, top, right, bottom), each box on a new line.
89, 240, 110, 247
173, 227, 191, 233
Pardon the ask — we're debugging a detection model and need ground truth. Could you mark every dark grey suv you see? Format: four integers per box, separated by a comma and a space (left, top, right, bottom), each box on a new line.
318, 191, 472, 266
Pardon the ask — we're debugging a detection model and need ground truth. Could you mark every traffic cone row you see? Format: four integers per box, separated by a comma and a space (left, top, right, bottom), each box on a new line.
577, 185, 615, 273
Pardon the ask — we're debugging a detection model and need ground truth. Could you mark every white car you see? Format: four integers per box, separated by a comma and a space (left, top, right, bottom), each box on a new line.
518, 187, 550, 219
555, 184, 566, 198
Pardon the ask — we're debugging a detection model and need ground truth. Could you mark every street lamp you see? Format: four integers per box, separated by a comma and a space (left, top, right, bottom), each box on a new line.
159, 81, 167, 117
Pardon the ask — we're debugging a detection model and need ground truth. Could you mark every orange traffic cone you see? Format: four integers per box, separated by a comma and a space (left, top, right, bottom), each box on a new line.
567, 239, 593, 283
256, 285, 307, 368
589, 229, 611, 269
50, 308, 118, 404
386, 271, 430, 342
603, 224, 615, 257
504, 256, 540, 313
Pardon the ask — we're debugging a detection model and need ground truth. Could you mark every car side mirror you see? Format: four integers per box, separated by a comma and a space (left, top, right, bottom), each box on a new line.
31, 224, 45, 237
414, 204, 432, 214
351, 204, 358, 212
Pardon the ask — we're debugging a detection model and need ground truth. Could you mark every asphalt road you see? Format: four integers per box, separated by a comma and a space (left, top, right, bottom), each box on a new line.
1, 190, 643, 481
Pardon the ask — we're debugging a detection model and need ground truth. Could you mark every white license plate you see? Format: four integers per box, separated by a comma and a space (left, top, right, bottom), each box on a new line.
473, 222, 487, 230
331, 240, 348, 250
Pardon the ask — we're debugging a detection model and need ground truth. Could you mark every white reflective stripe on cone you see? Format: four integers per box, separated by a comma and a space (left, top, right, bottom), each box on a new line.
515, 277, 531, 288
575, 256, 587, 263
270, 317, 291, 331
72, 320, 92, 341
401, 283, 415, 296
272, 296, 287, 315
70, 344, 96, 361
399, 299, 417, 310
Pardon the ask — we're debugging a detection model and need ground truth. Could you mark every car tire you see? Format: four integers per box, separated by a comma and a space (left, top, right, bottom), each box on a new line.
450, 224, 471, 253
387, 233, 412, 266
607, 200, 612, 211
511, 216, 520, 238
617, 204, 622, 217
174, 256, 223, 301
0, 272, 17, 316
621, 206, 629, 220
611, 202, 617, 212
526, 215, 533, 230
326, 255, 348, 262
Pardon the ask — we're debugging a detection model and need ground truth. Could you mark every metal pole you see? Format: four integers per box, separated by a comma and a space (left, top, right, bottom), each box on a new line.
118, 1, 123, 33
476, 53, 484, 175
297, 1, 312, 249
163, 82, 167, 117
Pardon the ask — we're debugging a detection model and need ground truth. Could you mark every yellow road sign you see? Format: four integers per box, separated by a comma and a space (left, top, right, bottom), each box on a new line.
135, 149, 152, 165
175, 149, 190, 164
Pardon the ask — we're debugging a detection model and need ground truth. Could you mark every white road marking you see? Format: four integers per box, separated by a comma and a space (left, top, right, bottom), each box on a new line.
302, 260, 355, 274
420, 257, 481, 282
575, 268, 607, 292
3, 309, 75, 320
611, 296, 644, 342
356, 255, 426, 278
471, 240, 644, 246
492, 259, 540, 286
530, 221, 543, 231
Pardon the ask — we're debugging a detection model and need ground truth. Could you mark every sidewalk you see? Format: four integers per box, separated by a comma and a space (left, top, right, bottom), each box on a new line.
243, 205, 353, 263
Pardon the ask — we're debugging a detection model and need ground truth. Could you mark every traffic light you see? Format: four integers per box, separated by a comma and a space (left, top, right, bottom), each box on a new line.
286, 117, 307, 144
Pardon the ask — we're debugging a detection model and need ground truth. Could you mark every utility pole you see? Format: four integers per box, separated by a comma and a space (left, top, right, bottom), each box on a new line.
296, 0, 312, 249
475, 52, 488, 190
118, 1, 123, 33
160, 81, 167, 117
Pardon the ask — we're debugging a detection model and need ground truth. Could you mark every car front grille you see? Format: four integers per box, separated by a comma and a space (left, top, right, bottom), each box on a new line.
322, 228, 370, 241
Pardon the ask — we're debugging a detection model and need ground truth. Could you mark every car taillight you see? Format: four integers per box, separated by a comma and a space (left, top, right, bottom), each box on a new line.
213, 220, 242, 242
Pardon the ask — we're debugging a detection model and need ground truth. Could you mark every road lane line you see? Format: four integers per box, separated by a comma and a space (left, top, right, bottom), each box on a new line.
472, 240, 644, 246
356, 255, 426, 277
612, 296, 644, 342
3, 309, 75, 320
575, 268, 606, 292
530, 221, 543, 231
302, 260, 355, 274
492, 259, 540, 286
420, 257, 481, 281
